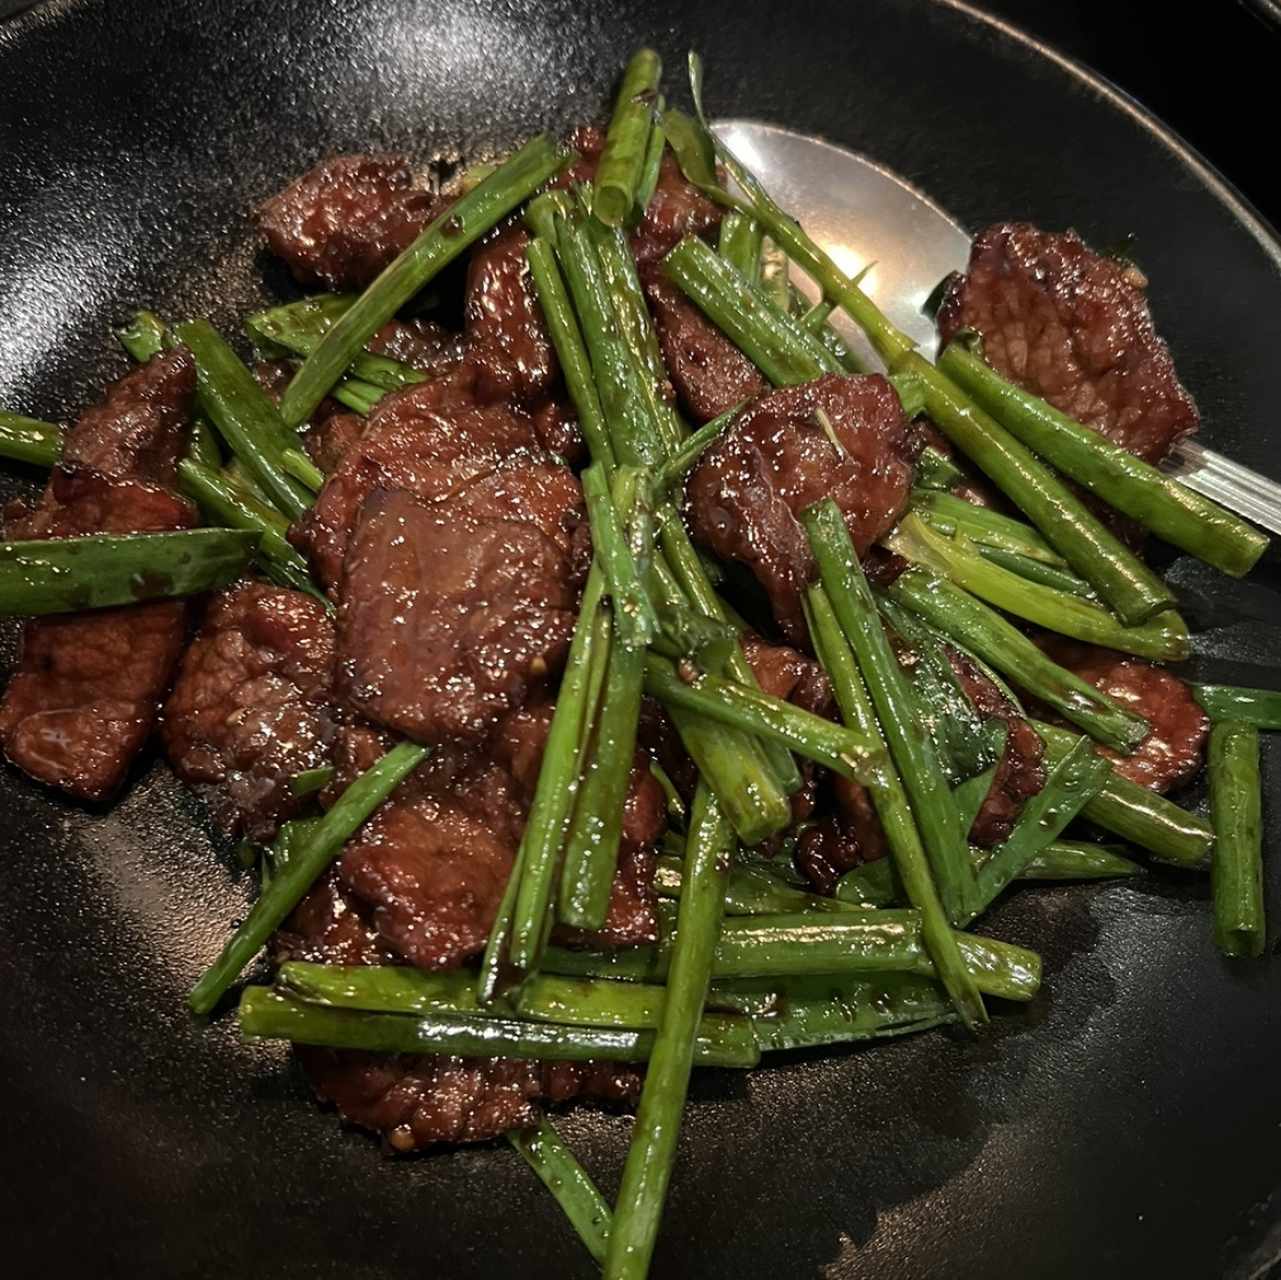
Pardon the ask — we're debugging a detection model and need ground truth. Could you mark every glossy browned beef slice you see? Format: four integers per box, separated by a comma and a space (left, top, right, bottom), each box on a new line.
643, 268, 766, 424
337, 743, 526, 971
685, 373, 915, 643
631, 148, 723, 267
1036, 638, 1209, 792
794, 776, 888, 897
529, 398, 586, 466
335, 472, 585, 743
792, 636, 1046, 894
739, 632, 833, 716
943, 646, 1046, 846
291, 379, 551, 590
463, 225, 558, 405
254, 359, 347, 441
57, 348, 195, 486
298, 1048, 640, 1151
937, 222, 1199, 464
4, 466, 192, 542
259, 154, 440, 291
161, 582, 336, 841
334, 700, 661, 972
738, 632, 830, 857
561, 125, 723, 266
273, 869, 397, 968
302, 412, 366, 475
0, 599, 189, 802
367, 318, 467, 377
0, 470, 196, 801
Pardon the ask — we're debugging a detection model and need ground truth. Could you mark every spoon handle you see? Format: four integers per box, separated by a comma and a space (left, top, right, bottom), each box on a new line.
1163, 440, 1281, 537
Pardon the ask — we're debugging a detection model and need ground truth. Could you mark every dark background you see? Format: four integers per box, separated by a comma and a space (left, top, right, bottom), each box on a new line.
958, 0, 1280, 230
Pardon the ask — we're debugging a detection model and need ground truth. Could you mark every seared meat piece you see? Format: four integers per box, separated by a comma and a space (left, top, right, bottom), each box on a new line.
0, 597, 189, 802
937, 222, 1199, 464
335, 699, 661, 970
302, 412, 366, 475
562, 125, 723, 266
273, 870, 397, 968
161, 583, 336, 841
631, 148, 723, 267
299, 1048, 640, 1152
943, 647, 1046, 846
368, 318, 466, 377
259, 155, 440, 291
58, 348, 195, 486
336, 473, 585, 743
529, 399, 586, 466
643, 269, 766, 424
293, 378, 555, 590
4, 467, 191, 542
795, 777, 888, 896
463, 226, 558, 406
0, 355, 197, 801
738, 632, 831, 854
739, 632, 833, 716
685, 373, 915, 643
338, 743, 526, 970
253, 358, 296, 404
256, 359, 361, 474
1036, 638, 1209, 792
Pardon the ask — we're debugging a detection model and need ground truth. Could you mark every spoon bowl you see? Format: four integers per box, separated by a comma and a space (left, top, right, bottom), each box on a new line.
714, 120, 1281, 534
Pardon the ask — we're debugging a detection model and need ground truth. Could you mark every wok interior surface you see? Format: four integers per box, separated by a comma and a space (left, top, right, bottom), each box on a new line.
2, 2, 1281, 1276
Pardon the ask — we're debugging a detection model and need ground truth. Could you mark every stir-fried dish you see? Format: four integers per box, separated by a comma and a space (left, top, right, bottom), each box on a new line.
1, 48, 1276, 1278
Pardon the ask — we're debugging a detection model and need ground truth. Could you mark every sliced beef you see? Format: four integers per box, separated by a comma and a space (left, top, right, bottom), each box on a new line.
792, 637, 1045, 895
463, 226, 558, 405
337, 743, 525, 970
303, 412, 366, 476
643, 268, 766, 424
273, 869, 397, 968
368, 318, 467, 378
335, 703, 660, 971
259, 155, 441, 291
937, 222, 1199, 464
254, 359, 348, 445
292, 378, 555, 591
795, 777, 888, 896
562, 125, 723, 266
943, 647, 1046, 846
529, 399, 586, 466
298, 1048, 640, 1152
0, 355, 197, 801
739, 632, 832, 854
0, 597, 190, 802
630, 147, 723, 267
4, 466, 192, 542
335, 474, 585, 743
685, 373, 915, 643
58, 348, 195, 486
739, 632, 832, 716
161, 583, 336, 841
1036, 638, 1209, 792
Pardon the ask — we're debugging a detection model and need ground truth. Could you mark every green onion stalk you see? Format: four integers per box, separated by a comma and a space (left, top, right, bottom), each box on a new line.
1209, 720, 1265, 958
885, 513, 1189, 663
804, 583, 987, 1029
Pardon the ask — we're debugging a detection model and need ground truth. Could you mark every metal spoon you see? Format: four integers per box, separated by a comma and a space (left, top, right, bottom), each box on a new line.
714, 119, 1281, 536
